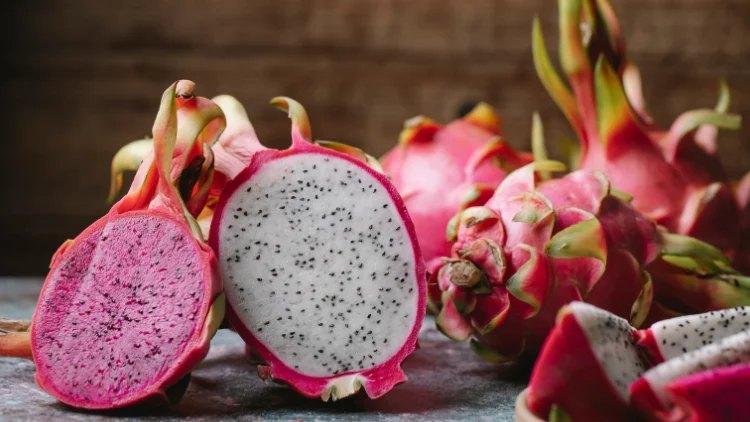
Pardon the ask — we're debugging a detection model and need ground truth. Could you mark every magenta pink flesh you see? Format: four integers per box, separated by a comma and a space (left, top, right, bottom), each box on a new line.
32, 212, 208, 407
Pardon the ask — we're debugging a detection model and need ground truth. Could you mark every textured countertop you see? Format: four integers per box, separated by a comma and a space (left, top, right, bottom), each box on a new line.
0, 278, 526, 421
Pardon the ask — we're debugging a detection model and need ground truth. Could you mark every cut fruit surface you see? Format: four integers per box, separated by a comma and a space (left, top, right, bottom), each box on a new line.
33, 211, 212, 407
210, 97, 425, 400
217, 153, 420, 377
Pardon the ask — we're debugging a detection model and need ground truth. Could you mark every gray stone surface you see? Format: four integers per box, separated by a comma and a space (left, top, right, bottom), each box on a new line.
0, 279, 527, 421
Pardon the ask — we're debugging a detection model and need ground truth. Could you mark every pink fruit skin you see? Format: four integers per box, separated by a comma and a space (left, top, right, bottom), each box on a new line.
32, 209, 219, 409
527, 308, 638, 422
210, 132, 426, 399
578, 126, 741, 264
381, 116, 531, 263
666, 363, 750, 422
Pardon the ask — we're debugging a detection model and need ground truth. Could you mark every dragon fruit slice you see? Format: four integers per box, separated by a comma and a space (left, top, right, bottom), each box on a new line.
532, 0, 746, 275
636, 307, 750, 364
662, 363, 750, 422
0, 81, 226, 410
209, 97, 426, 401
630, 330, 750, 420
380, 103, 532, 265
526, 302, 647, 422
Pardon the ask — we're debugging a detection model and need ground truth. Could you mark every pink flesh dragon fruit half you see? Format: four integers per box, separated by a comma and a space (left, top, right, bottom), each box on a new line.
532, 0, 747, 271
0, 81, 226, 409
381, 103, 532, 266
209, 97, 426, 401
526, 302, 648, 422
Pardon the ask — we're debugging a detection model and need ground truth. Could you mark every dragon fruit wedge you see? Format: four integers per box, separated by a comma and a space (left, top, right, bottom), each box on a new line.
430, 150, 737, 360
630, 330, 750, 421
0, 81, 226, 410
655, 363, 750, 422
532, 0, 746, 271
380, 103, 532, 266
209, 97, 426, 401
526, 302, 647, 422
636, 307, 750, 365
522, 303, 750, 422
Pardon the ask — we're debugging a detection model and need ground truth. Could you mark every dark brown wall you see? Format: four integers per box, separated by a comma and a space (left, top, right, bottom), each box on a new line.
2, 0, 750, 275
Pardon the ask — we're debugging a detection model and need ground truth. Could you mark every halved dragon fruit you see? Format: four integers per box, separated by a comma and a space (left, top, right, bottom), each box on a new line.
0, 81, 226, 410
636, 307, 750, 364
209, 97, 426, 401
630, 330, 750, 421
380, 104, 532, 266
526, 302, 647, 422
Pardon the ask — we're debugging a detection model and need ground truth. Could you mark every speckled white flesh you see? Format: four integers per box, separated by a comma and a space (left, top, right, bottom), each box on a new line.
648, 307, 750, 361
217, 153, 420, 378
569, 302, 647, 401
642, 329, 750, 406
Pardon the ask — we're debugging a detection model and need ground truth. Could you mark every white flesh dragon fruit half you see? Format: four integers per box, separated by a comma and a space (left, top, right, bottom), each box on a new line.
209, 97, 426, 401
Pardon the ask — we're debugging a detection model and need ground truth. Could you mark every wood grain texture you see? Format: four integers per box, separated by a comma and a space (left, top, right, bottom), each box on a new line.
2, 0, 749, 275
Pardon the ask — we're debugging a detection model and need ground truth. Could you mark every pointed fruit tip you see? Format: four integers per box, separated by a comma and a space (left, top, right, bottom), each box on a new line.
398, 115, 440, 146
464, 102, 501, 134
175, 80, 196, 98
716, 79, 731, 113
271, 96, 312, 141
531, 160, 567, 174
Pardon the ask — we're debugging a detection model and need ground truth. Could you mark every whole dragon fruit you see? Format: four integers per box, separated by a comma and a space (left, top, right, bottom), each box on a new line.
0, 81, 226, 409
531, 0, 745, 269
381, 103, 532, 265
209, 97, 426, 401
429, 148, 739, 360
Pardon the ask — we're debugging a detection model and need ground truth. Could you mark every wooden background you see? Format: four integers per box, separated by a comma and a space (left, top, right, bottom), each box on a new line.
2, 0, 749, 275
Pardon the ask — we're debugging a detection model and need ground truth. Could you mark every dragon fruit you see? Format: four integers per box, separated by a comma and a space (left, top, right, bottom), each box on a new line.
636, 307, 750, 364
532, 0, 745, 273
0, 81, 226, 410
522, 303, 750, 422
430, 139, 739, 360
380, 103, 532, 265
630, 330, 750, 421
209, 97, 426, 401
525, 302, 647, 422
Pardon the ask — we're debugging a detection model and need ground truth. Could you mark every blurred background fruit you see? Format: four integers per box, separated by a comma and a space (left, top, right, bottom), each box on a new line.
2, 0, 749, 274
